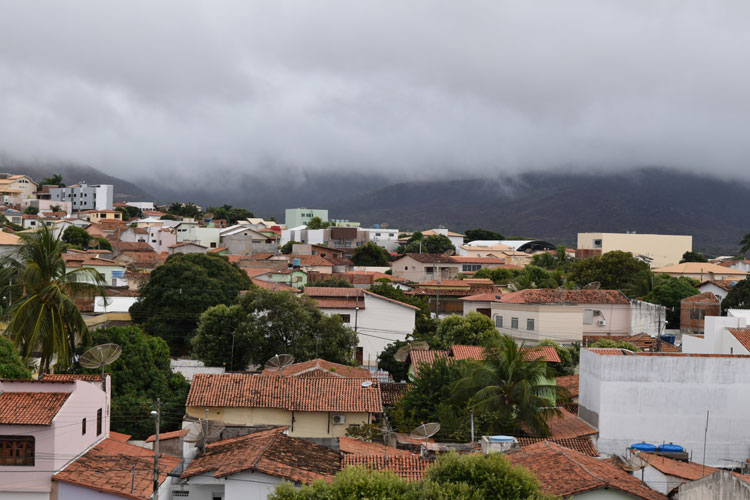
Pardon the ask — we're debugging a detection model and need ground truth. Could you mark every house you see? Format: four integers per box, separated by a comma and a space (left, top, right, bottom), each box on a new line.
169, 241, 208, 255
460, 291, 505, 317
450, 256, 511, 274
0, 230, 21, 257
679, 470, 750, 499
631, 452, 718, 496
577, 232, 692, 268
260, 358, 371, 378
307, 271, 407, 289
0, 173, 37, 204
682, 309, 750, 355
220, 225, 279, 255
285, 208, 329, 228
175, 222, 222, 249
408, 279, 497, 317
718, 259, 750, 274
303, 287, 418, 367
390, 253, 461, 283
680, 292, 721, 335
62, 251, 127, 286
579, 348, 750, 466
341, 455, 429, 481
178, 427, 340, 499
49, 183, 114, 211
697, 279, 737, 301
583, 333, 680, 353
491, 289, 635, 344
52, 432, 180, 500
420, 228, 466, 249
145, 428, 189, 457
81, 209, 123, 223
0, 376, 110, 499
185, 374, 383, 438
359, 227, 401, 251
652, 262, 747, 281
292, 243, 344, 259
506, 441, 667, 499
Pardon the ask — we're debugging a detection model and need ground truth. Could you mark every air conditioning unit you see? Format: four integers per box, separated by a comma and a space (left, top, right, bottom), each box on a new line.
332, 414, 346, 425
598, 320, 607, 326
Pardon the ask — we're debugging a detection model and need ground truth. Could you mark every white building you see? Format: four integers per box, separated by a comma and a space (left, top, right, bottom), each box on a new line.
125, 201, 154, 211
303, 287, 417, 368
49, 183, 114, 212
421, 228, 465, 249
360, 227, 401, 251
579, 348, 750, 467
682, 310, 750, 355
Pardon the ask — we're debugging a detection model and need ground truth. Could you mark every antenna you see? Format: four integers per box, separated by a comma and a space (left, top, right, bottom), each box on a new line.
361, 380, 373, 388
182, 419, 225, 447
621, 453, 650, 472
264, 354, 295, 378
409, 422, 441, 440
583, 281, 601, 290
79, 343, 122, 377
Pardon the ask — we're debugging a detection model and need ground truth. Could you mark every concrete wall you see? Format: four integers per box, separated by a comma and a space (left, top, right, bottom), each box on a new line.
682, 314, 750, 354
679, 470, 750, 500
492, 304, 583, 344
171, 359, 226, 382
629, 300, 666, 336
579, 350, 750, 466
577, 233, 692, 268
574, 490, 647, 499
391, 255, 461, 282
222, 231, 277, 256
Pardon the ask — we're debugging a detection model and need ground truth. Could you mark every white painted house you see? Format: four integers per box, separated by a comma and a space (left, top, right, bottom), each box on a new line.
303, 287, 417, 368
682, 310, 750, 355
579, 348, 750, 467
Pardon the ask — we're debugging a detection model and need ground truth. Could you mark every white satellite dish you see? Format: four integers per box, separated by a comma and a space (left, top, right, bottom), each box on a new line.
361, 380, 373, 388
409, 422, 441, 440
583, 281, 601, 290
264, 354, 295, 377
96, 297, 114, 307
182, 419, 226, 447
79, 344, 122, 377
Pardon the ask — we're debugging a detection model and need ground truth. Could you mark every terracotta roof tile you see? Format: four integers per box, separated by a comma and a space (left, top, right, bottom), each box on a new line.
114, 241, 154, 252
500, 289, 630, 305
109, 431, 131, 442
245, 268, 273, 278
186, 374, 383, 413
729, 329, 750, 352
339, 437, 412, 457
638, 453, 717, 481
449, 345, 561, 363
0, 392, 70, 425
556, 375, 579, 398
450, 345, 485, 360
699, 279, 738, 291
523, 346, 562, 363
517, 437, 599, 457
251, 279, 300, 293
380, 383, 409, 406
260, 359, 371, 379
682, 291, 720, 303
584, 334, 681, 353
546, 408, 597, 439
304, 287, 364, 297
507, 441, 667, 500
42, 374, 103, 382
653, 262, 747, 276
146, 428, 189, 442
407, 350, 448, 376
458, 292, 504, 302
341, 455, 428, 481
286, 254, 334, 267
308, 297, 365, 309
182, 427, 340, 483
395, 253, 458, 264
53, 437, 180, 500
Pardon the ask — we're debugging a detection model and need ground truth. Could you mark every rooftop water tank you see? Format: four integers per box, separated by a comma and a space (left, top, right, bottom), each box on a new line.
488, 435, 515, 443
658, 443, 684, 453
631, 442, 657, 452
292, 258, 301, 268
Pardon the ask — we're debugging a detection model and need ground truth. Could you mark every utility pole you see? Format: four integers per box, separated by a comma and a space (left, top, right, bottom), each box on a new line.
152, 398, 161, 500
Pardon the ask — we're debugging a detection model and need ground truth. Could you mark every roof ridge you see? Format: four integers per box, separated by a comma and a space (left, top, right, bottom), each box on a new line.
544, 442, 607, 487
253, 428, 284, 470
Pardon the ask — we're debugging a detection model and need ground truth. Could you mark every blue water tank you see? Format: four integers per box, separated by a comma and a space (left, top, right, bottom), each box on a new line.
373, 224, 380, 229
292, 258, 301, 268
661, 334, 676, 345
658, 443, 684, 453
631, 442, 657, 452
488, 436, 515, 443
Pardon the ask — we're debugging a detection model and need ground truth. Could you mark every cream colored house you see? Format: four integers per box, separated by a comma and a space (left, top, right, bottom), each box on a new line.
391, 253, 461, 282
0, 174, 37, 204
652, 262, 747, 281
491, 289, 632, 345
186, 374, 383, 439
577, 232, 692, 268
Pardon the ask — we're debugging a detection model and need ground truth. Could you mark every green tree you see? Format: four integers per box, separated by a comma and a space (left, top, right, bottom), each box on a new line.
530, 252, 557, 270
512, 265, 562, 290
62, 226, 92, 249
130, 253, 251, 353
40, 173, 63, 186
721, 279, 750, 314
567, 250, 651, 296
115, 205, 142, 221
4, 225, 104, 372
642, 274, 699, 327
377, 340, 410, 382
190, 304, 247, 369
280, 240, 300, 254
681, 251, 708, 263
474, 266, 520, 284
83, 326, 190, 439
23, 206, 39, 215
431, 312, 499, 349
309, 277, 354, 288
402, 234, 455, 254
272, 467, 411, 500
307, 216, 331, 229
589, 339, 640, 351
95, 238, 113, 251
538, 340, 579, 376
351, 242, 390, 266
167, 202, 201, 218
0, 336, 32, 379
453, 336, 565, 436
740, 233, 750, 256
464, 228, 505, 243
50, 205, 63, 213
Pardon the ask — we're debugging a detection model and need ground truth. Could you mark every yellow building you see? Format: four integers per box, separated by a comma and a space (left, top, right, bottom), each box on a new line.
0, 174, 37, 204
82, 210, 123, 223
577, 232, 692, 268
652, 262, 747, 281
186, 374, 383, 439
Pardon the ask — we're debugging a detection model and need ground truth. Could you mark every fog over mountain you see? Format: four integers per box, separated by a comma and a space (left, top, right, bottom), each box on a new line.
1, 2, 750, 184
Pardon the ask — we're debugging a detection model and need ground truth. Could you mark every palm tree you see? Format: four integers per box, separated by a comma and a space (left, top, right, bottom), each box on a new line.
740, 233, 750, 256
3, 225, 104, 373
452, 336, 567, 436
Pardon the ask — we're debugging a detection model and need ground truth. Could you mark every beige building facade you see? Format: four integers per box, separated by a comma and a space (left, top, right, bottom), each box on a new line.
577, 232, 692, 268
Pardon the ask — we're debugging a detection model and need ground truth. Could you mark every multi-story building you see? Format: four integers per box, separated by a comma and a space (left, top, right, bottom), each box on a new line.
284, 207, 329, 228
0, 174, 37, 205
49, 183, 114, 212
577, 232, 693, 268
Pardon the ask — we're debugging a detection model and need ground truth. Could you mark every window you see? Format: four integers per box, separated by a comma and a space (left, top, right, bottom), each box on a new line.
0, 436, 34, 465
338, 314, 351, 323
462, 264, 481, 272
511, 317, 519, 329
97, 409, 103, 436
82, 418, 87, 435
583, 309, 594, 324
495, 316, 503, 328
210, 242, 217, 248
593, 239, 602, 248
527, 318, 535, 331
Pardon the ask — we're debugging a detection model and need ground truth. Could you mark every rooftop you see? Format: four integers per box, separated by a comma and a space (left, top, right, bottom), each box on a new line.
186, 374, 383, 413
338, 436, 412, 457
341, 455, 429, 481
380, 382, 409, 406
682, 291, 720, 304
182, 427, 340, 483
652, 262, 747, 276
517, 437, 599, 457
556, 375, 579, 398
639, 452, 718, 481
260, 358, 371, 379
394, 253, 457, 264
499, 289, 630, 305
0, 392, 70, 425
729, 329, 750, 352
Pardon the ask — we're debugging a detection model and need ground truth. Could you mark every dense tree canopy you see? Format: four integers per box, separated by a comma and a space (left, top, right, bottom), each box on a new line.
307, 216, 331, 229
206, 204, 255, 225
351, 242, 390, 266
377, 340, 410, 382
642, 274, 699, 328
130, 253, 251, 353
280, 240, 300, 254
115, 205, 142, 221
567, 250, 651, 296
681, 251, 708, 263
400, 234, 455, 254
463, 227, 505, 242
721, 279, 750, 314
40, 173, 64, 186
538, 340, 579, 376
23, 206, 39, 215
167, 202, 201, 218
191, 287, 358, 368
430, 312, 499, 349
0, 336, 31, 379
62, 226, 92, 248
589, 339, 640, 351
82, 326, 190, 439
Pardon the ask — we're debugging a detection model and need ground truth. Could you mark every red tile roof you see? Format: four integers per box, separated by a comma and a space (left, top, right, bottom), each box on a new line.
42, 374, 103, 382
53, 437, 180, 500
146, 428, 189, 442
245, 267, 273, 278
251, 278, 300, 293
119, 250, 167, 269
584, 334, 681, 353
500, 289, 630, 305
517, 437, 599, 457
450, 344, 485, 360
507, 441, 668, 500
304, 287, 364, 297
458, 292, 504, 302
260, 359, 371, 379
109, 431, 132, 442
407, 350, 449, 376
308, 297, 365, 309
729, 329, 750, 352
380, 383, 409, 406
339, 437, 412, 457
556, 375, 579, 398
186, 374, 383, 413
698, 279, 738, 291
286, 254, 335, 267
182, 427, 340, 483
546, 408, 597, 439
114, 241, 154, 252
638, 453, 717, 481
0, 392, 70, 425
395, 253, 458, 264
341, 455, 429, 481
682, 291, 720, 303
450, 256, 507, 264
449, 345, 562, 363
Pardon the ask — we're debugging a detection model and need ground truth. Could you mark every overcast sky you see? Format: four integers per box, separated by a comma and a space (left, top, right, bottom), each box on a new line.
1, 1, 749, 183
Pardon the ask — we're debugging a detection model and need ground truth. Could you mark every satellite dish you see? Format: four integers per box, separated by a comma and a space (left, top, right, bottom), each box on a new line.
96, 297, 114, 307
394, 341, 431, 362
621, 453, 650, 472
583, 281, 601, 290
264, 354, 295, 377
409, 422, 441, 440
80, 344, 122, 377
361, 380, 373, 388
182, 419, 226, 446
